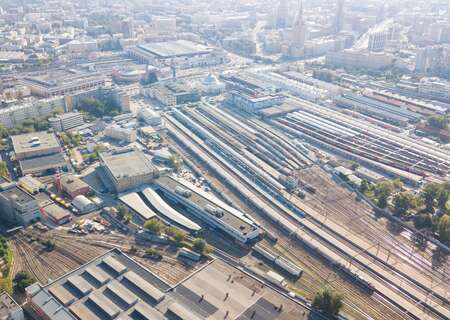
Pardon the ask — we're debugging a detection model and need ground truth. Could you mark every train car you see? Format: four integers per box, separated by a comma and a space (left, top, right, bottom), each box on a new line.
274, 256, 303, 278
178, 247, 201, 261
264, 230, 278, 243
5, 226, 24, 236
253, 244, 277, 262
303, 184, 317, 194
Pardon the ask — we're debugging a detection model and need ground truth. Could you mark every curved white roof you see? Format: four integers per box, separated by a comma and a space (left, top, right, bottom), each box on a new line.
72, 195, 94, 209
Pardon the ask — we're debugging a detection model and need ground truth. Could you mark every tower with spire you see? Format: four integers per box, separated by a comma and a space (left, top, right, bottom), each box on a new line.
276, 0, 289, 29
333, 0, 345, 34
291, 0, 306, 49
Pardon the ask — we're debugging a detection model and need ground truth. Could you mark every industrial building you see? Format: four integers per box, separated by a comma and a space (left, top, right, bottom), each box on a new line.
59, 174, 91, 199
48, 112, 84, 132
99, 148, 159, 193
41, 204, 72, 225
18, 176, 45, 194
11, 132, 61, 161
26, 249, 313, 320
104, 125, 137, 143
138, 108, 162, 126
154, 176, 260, 243
11, 132, 66, 175
0, 182, 41, 225
72, 195, 96, 214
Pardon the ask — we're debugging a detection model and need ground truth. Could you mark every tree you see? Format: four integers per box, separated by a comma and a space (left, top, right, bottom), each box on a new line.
144, 219, 164, 234
437, 215, 450, 244
116, 205, 128, 221
173, 229, 185, 244
13, 271, 35, 292
393, 192, 414, 217
359, 180, 369, 194
414, 214, 433, 230
422, 183, 441, 212
374, 181, 394, 208
312, 288, 344, 317
168, 154, 183, 172
437, 188, 449, 211
0, 161, 8, 177
427, 115, 449, 130
192, 238, 208, 254
350, 161, 360, 170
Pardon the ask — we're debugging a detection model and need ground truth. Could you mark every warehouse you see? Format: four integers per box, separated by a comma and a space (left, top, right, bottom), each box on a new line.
41, 204, 72, 225
26, 249, 314, 320
154, 176, 260, 243
59, 174, 90, 199
11, 132, 61, 161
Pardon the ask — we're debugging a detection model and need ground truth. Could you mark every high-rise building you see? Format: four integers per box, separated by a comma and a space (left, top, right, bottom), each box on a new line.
333, 0, 345, 34
276, 0, 288, 29
121, 19, 134, 39
291, 0, 306, 49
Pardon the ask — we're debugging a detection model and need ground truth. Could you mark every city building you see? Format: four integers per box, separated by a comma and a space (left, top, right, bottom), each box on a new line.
226, 90, 285, 113
275, 0, 288, 29
48, 112, 84, 132
0, 183, 40, 225
142, 82, 200, 106
99, 148, 159, 193
104, 125, 137, 143
326, 50, 394, 70
11, 132, 61, 161
41, 204, 72, 225
155, 176, 261, 243
26, 249, 313, 320
0, 96, 66, 129
126, 40, 227, 69
18, 176, 45, 194
368, 30, 388, 52
333, 0, 345, 34
11, 132, 66, 175
72, 195, 96, 214
21, 70, 107, 98
59, 174, 91, 199
200, 73, 225, 95
138, 108, 162, 126
418, 77, 450, 103
0, 292, 24, 320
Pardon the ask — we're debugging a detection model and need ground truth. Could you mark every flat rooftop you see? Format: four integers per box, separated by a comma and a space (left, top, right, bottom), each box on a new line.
138, 40, 211, 58
19, 153, 66, 173
29, 249, 315, 320
100, 149, 157, 180
0, 292, 20, 317
155, 176, 257, 235
11, 132, 60, 155
0, 186, 35, 204
21, 69, 106, 89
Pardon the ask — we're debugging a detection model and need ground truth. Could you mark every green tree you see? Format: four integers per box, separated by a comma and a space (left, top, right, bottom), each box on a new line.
393, 192, 414, 217
414, 214, 433, 230
312, 288, 344, 317
192, 238, 208, 254
144, 219, 164, 234
13, 271, 35, 293
168, 154, 183, 172
374, 181, 394, 208
0, 161, 8, 177
359, 180, 369, 194
116, 205, 128, 221
437, 188, 449, 211
437, 215, 450, 243
422, 183, 441, 212
427, 115, 449, 130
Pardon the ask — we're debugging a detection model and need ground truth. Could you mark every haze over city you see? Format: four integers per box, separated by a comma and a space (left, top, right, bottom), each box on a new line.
0, 1, 449, 320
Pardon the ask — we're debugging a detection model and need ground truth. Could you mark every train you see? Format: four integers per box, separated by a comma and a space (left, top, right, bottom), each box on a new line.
253, 244, 303, 278
178, 247, 201, 261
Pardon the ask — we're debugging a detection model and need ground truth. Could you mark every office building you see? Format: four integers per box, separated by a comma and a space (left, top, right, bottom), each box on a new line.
226, 90, 285, 113
333, 0, 345, 33
0, 183, 40, 225
48, 112, 84, 132
0, 292, 24, 320
368, 30, 388, 52
138, 108, 162, 126
275, 0, 288, 29
326, 50, 394, 70
99, 148, 159, 193
21, 70, 107, 98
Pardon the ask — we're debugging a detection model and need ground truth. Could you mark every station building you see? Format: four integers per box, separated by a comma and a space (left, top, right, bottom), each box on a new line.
154, 176, 261, 243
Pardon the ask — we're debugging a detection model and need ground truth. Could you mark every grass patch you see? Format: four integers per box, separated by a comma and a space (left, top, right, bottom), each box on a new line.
0, 244, 14, 294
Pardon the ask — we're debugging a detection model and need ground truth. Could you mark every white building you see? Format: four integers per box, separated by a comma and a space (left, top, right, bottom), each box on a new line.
0, 96, 66, 128
104, 125, 137, 143
72, 195, 96, 214
326, 50, 394, 70
138, 108, 162, 126
48, 112, 84, 132
418, 77, 450, 102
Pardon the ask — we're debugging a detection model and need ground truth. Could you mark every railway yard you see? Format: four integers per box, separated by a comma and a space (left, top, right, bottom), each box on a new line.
162, 99, 450, 320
